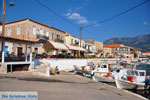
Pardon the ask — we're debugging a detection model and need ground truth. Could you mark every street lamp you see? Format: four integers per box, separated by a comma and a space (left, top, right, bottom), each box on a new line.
10, 2, 15, 6
2, 1, 15, 36
1, 0, 15, 64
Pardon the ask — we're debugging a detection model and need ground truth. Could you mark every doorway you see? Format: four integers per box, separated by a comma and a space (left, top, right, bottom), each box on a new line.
17, 47, 23, 58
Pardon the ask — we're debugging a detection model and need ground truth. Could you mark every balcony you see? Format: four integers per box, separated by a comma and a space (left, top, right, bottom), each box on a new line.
70, 43, 79, 47
37, 34, 49, 40
55, 39, 64, 43
70, 41, 79, 47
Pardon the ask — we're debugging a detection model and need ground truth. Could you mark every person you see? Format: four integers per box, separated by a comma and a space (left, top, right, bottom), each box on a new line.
55, 66, 59, 74
145, 76, 150, 89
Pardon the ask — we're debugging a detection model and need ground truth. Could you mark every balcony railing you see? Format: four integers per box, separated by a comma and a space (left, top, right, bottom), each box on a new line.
55, 39, 64, 43
37, 34, 49, 40
70, 43, 79, 47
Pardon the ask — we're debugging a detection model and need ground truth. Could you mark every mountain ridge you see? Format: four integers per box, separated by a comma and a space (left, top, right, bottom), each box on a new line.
104, 33, 150, 52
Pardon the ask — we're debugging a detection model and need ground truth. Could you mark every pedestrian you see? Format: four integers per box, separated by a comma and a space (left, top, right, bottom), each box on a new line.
145, 76, 150, 90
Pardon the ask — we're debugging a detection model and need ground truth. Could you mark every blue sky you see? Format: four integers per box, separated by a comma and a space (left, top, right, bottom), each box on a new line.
0, 0, 150, 42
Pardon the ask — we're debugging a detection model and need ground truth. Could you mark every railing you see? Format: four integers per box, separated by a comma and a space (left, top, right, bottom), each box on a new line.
55, 39, 64, 43
37, 34, 49, 40
70, 43, 79, 47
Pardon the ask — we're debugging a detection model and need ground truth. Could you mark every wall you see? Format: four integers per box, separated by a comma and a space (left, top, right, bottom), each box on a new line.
34, 58, 133, 71
43, 59, 87, 71
65, 33, 85, 48
5, 20, 27, 40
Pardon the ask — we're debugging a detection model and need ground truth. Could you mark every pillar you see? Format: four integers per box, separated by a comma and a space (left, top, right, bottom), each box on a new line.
25, 44, 28, 62
30, 45, 32, 62
1, 41, 5, 64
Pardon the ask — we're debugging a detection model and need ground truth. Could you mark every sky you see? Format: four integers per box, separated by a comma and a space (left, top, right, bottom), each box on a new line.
0, 0, 150, 42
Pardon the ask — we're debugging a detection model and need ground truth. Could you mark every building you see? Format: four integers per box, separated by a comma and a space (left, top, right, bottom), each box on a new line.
104, 44, 135, 58
142, 52, 150, 57
0, 18, 67, 58
86, 40, 103, 52
103, 46, 112, 57
65, 33, 86, 57
85, 42, 97, 57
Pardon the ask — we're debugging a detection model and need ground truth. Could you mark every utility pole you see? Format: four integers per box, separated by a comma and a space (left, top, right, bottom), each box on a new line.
1, 0, 5, 64
80, 27, 82, 48
78, 27, 82, 57
2, 0, 5, 36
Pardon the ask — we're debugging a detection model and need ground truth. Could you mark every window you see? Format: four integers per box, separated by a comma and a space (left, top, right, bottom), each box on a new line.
32, 25, 36, 35
52, 33, 54, 40
34, 48, 38, 53
8, 27, 11, 36
40, 28, 43, 35
46, 31, 49, 37
75, 40, 77, 44
17, 25, 21, 35
56, 34, 59, 39
135, 71, 139, 76
101, 65, 107, 68
71, 39, 73, 44
139, 72, 145, 76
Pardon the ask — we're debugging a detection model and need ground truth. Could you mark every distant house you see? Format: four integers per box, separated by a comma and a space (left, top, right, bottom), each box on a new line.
87, 40, 103, 52
64, 33, 86, 57
104, 44, 135, 59
142, 52, 150, 57
85, 42, 97, 57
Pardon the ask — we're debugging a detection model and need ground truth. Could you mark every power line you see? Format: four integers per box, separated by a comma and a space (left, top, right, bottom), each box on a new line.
35, 0, 80, 28
82, 28, 103, 40
74, 29, 80, 37
84, 0, 150, 28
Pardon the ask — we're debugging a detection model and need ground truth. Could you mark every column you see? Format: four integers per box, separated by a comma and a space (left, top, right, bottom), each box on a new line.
30, 45, 32, 62
25, 44, 28, 62
1, 41, 5, 64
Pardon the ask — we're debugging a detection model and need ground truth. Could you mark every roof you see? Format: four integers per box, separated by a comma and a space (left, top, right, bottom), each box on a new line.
104, 44, 123, 48
66, 45, 86, 52
4, 18, 66, 33
85, 42, 94, 46
0, 35, 39, 43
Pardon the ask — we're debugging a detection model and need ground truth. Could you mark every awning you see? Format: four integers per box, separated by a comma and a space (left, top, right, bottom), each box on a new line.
66, 45, 86, 52
44, 41, 68, 50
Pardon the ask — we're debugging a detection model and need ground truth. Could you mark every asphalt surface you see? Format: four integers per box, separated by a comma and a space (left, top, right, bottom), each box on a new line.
0, 72, 145, 100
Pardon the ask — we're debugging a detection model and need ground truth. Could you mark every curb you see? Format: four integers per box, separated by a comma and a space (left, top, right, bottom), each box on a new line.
99, 81, 149, 100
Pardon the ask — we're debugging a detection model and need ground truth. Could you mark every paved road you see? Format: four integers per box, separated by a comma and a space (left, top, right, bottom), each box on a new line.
0, 72, 145, 100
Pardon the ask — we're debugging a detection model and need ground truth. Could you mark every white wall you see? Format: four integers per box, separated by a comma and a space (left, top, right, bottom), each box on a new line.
44, 59, 87, 71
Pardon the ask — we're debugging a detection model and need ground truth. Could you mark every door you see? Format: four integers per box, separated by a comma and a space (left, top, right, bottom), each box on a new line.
17, 47, 23, 58
4, 46, 8, 57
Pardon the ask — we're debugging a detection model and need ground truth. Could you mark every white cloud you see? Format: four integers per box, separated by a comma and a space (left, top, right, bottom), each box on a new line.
92, 21, 100, 27
64, 12, 71, 17
143, 21, 148, 25
78, 19, 88, 24
66, 12, 88, 24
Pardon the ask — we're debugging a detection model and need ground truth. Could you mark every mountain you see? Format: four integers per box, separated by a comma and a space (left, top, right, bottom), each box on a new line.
104, 33, 150, 52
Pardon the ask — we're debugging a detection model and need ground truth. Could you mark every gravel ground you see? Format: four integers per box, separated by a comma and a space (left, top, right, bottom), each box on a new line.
0, 72, 145, 100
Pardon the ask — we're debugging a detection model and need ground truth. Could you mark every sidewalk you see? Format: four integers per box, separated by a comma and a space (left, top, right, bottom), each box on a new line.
0, 72, 146, 100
